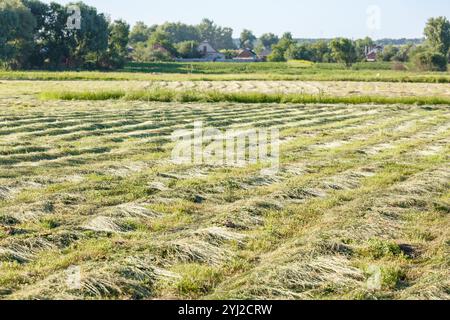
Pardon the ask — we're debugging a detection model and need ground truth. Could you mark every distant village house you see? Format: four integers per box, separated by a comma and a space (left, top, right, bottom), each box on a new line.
177, 41, 269, 62
174, 41, 225, 62
365, 45, 383, 62
197, 41, 226, 61
233, 48, 259, 62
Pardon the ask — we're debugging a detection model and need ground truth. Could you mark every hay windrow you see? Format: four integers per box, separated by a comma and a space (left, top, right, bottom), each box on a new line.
1, 83, 449, 300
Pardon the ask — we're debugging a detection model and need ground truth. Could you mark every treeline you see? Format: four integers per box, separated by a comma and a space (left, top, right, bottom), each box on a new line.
295, 38, 424, 46
1, 0, 449, 71
129, 19, 235, 61
102, 14, 450, 72
259, 17, 449, 71
264, 35, 407, 63
0, 0, 129, 70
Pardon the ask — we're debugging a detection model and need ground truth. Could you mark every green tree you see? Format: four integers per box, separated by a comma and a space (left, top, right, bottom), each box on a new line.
424, 16, 450, 56
148, 29, 177, 56
267, 32, 295, 62
131, 42, 173, 62
22, 0, 50, 67
175, 41, 201, 58
329, 38, 357, 67
281, 32, 293, 41
28, 1, 74, 68
380, 45, 399, 62
130, 42, 150, 62
104, 19, 130, 69
0, 0, 36, 69
197, 19, 235, 49
259, 33, 279, 49
284, 43, 312, 61
240, 29, 256, 49
267, 48, 285, 62
413, 50, 447, 71
129, 21, 154, 44
158, 22, 200, 44
67, 2, 109, 68
393, 44, 413, 62
310, 40, 332, 62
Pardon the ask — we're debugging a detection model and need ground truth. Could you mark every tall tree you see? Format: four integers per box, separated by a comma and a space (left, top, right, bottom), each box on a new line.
424, 16, 450, 56
379, 45, 399, 62
284, 43, 312, 61
70, 2, 109, 68
197, 19, 235, 49
329, 38, 357, 67
106, 19, 130, 68
310, 40, 332, 62
33, 2, 73, 68
158, 22, 200, 44
22, 0, 50, 67
148, 29, 177, 55
240, 29, 256, 49
129, 21, 154, 44
259, 33, 279, 49
0, 0, 36, 69
281, 32, 293, 41
175, 40, 201, 58
267, 32, 295, 62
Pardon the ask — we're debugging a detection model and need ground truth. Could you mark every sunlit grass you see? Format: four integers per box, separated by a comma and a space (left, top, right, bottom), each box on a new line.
41, 88, 450, 105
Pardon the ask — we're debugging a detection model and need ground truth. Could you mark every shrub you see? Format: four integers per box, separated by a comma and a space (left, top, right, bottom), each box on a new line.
130, 43, 174, 62
413, 51, 448, 71
175, 41, 201, 59
381, 266, 406, 289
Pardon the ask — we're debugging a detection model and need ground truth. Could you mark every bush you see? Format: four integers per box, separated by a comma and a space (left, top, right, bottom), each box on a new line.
131, 43, 174, 62
413, 51, 448, 71
175, 41, 201, 59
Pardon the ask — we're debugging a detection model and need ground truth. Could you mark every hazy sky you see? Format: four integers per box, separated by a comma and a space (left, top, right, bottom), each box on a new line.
43, 0, 449, 39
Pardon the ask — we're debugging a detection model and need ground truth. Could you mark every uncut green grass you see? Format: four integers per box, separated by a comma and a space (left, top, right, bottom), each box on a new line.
2, 61, 450, 83
40, 88, 450, 105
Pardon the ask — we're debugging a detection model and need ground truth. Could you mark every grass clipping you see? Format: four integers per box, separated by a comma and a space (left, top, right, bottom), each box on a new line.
40, 88, 450, 106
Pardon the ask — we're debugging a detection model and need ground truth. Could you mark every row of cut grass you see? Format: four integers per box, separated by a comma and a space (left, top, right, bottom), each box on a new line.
40, 88, 450, 105
1, 96, 448, 299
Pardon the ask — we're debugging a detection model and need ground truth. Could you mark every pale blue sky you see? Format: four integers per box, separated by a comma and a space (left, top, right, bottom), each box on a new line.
44, 0, 449, 39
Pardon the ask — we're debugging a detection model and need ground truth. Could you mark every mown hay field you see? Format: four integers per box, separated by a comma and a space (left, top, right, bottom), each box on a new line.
0, 79, 449, 300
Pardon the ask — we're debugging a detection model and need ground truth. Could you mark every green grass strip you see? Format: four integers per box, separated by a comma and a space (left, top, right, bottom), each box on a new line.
40, 89, 450, 106
2, 69, 450, 83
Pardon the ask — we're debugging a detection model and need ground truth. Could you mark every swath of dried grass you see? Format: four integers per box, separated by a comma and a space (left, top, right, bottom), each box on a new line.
8, 255, 178, 300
